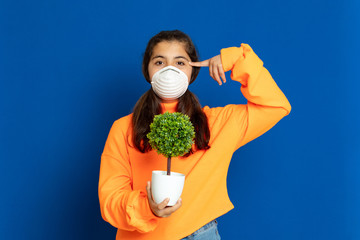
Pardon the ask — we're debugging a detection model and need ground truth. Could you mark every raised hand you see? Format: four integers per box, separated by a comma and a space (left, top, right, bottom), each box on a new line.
189, 55, 226, 85
146, 181, 182, 218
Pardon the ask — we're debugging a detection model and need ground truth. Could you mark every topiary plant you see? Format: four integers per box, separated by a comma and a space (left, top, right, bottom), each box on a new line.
147, 112, 195, 176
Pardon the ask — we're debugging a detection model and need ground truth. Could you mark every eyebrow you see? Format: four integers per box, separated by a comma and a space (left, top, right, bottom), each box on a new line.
151, 55, 165, 60
175, 56, 190, 61
151, 55, 190, 61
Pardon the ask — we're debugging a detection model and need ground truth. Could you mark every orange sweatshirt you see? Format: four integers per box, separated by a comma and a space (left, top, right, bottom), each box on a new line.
98, 44, 291, 240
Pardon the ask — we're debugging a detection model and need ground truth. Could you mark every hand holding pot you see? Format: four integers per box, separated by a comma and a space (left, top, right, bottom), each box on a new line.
146, 181, 182, 218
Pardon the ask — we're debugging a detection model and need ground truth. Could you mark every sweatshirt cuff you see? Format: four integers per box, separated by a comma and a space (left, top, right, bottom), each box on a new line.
140, 191, 160, 220
220, 45, 245, 72
126, 190, 159, 233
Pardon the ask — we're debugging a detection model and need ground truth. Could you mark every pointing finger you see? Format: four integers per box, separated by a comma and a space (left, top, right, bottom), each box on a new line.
189, 59, 210, 67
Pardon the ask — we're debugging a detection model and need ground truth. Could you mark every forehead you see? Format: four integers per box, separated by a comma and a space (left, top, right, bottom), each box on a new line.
151, 41, 189, 58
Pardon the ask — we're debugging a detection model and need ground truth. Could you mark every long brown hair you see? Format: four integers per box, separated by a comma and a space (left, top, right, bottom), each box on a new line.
132, 30, 210, 153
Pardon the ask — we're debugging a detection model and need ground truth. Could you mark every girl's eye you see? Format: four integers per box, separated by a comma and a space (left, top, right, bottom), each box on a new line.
155, 61, 164, 66
177, 61, 185, 66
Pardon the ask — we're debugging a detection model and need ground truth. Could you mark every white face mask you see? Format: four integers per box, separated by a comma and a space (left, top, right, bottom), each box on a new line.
151, 66, 189, 101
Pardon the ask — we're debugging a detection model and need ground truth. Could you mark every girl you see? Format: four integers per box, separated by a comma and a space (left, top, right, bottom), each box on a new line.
99, 30, 291, 240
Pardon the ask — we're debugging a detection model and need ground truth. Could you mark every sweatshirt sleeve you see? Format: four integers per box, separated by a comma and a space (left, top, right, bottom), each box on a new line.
220, 43, 291, 149
98, 119, 159, 233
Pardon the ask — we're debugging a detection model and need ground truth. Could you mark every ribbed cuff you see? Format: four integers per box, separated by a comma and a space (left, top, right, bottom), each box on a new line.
220, 46, 244, 72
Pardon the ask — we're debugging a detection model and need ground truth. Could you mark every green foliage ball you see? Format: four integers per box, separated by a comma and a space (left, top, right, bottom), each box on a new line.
147, 112, 195, 158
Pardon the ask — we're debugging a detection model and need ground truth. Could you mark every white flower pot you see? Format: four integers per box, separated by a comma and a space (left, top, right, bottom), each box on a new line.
151, 170, 185, 206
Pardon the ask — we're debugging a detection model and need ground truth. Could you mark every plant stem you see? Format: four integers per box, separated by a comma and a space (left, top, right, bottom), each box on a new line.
167, 156, 171, 176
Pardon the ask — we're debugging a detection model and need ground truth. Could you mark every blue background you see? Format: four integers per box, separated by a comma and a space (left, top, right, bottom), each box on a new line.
1, 0, 359, 239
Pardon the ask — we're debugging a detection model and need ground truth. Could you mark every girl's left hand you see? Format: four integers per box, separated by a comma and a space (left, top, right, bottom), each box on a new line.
189, 55, 226, 85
